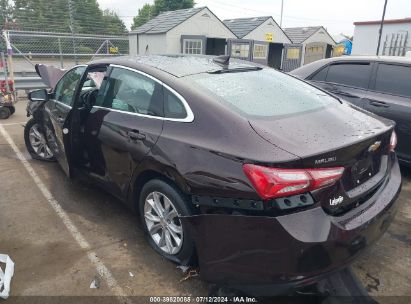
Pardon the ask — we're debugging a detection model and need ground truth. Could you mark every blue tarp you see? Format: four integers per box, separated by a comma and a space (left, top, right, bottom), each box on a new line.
337, 39, 352, 55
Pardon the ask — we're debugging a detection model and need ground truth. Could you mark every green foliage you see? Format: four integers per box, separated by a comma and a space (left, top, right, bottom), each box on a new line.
152, 0, 195, 16
131, 0, 195, 30
102, 9, 127, 35
0, 0, 13, 29
132, 4, 153, 30
9, 0, 127, 35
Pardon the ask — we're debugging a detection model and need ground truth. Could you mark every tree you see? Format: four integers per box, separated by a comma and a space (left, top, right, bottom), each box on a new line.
131, 0, 195, 30
152, 0, 195, 16
12, 0, 127, 34
0, 0, 13, 29
102, 10, 127, 35
131, 4, 153, 30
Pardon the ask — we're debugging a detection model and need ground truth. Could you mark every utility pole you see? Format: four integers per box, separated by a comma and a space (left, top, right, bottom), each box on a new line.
68, 0, 78, 64
280, 0, 284, 28
376, 0, 388, 55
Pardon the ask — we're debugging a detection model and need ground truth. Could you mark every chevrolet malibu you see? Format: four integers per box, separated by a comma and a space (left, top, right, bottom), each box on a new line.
25, 55, 401, 294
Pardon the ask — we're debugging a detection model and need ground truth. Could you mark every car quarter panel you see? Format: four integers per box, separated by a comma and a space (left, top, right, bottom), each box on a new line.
180, 154, 401, 288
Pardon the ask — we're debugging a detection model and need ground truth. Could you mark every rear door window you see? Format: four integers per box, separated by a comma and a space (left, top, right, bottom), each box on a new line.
98, 67, 164, 117
310, 66, 329, 81
325, 63, 371, 89
374, 64, 411, 97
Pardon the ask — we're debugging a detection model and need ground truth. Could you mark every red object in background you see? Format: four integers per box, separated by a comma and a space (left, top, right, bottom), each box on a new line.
0, 80, 14, 93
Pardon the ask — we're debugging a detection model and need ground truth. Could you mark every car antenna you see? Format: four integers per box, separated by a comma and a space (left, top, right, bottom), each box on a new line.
212, 55, 230, 68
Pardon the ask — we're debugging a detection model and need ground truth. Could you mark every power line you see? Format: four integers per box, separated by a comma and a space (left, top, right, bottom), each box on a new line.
204, 0, 348, 24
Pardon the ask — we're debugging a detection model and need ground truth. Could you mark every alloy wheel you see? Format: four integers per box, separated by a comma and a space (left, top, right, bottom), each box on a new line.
144, 191, 183, 255
28, 123, 54, 159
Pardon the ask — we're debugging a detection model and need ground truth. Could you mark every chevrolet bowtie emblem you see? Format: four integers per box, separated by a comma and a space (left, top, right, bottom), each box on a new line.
368, 141, 381, 152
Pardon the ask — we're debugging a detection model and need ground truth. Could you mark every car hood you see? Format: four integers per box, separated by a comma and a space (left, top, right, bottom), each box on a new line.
249, 102, 394, 160
35, 64, 66, 88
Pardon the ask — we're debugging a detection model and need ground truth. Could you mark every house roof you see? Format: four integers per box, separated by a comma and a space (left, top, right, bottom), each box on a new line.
284, 26, 323, 44
131, 7, 205, 34
354, 18, 411, 26
223, 16, 271, 38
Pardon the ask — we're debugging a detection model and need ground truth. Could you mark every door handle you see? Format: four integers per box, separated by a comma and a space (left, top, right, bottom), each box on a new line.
331, 90, 355, 98
127, 130, 146, 141
369, 101, 389, 108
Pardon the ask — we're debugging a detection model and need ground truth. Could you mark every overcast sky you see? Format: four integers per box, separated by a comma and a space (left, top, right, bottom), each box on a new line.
97, 0, 411, 36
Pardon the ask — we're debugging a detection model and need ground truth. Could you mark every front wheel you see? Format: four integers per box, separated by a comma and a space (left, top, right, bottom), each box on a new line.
139, 179, 196, 265
24, 118, 56, 161
0, 107, 11, 119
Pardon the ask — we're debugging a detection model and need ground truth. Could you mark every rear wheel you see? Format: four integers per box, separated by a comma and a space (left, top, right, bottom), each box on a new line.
139, 179, 196, 265
0, 107, 11, 119
24, 118, 56, 161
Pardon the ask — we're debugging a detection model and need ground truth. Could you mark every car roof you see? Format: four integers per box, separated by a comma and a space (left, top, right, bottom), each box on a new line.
89, 55, 261, 78
290, 55, 411, 78
320, 55, 411, 64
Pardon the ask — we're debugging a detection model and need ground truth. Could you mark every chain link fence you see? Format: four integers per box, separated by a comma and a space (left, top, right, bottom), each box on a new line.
7, 30, 129, 75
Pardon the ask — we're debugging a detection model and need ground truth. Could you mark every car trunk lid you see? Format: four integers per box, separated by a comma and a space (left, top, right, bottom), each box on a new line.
249, 103, 394, 214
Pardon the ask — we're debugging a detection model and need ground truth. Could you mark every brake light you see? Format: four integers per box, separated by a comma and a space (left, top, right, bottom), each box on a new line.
389, 131, 397, 152
243, 164, 344, 200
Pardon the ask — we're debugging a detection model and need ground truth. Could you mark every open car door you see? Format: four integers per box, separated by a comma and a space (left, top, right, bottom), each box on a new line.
36, 64, 87, 177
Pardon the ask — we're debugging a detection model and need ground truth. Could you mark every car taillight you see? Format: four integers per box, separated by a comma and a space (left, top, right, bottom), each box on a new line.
243, 164, 344, 200
389, 131, 397, 152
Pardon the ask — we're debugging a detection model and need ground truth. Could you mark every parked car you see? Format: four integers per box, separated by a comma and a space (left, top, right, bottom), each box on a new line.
290, 56, 411, 166
25, 55, 401, 295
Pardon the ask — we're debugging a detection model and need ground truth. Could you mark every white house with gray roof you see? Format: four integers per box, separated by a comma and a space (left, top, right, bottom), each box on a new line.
283, 26, 335, 71
129, 7, 236, 56
223, 16, 291, 69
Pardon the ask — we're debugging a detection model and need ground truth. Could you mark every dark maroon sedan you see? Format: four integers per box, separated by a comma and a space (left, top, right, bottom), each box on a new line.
25, 55, 401, 294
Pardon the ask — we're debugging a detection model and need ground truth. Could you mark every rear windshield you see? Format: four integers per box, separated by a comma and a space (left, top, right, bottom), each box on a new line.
188, 68, 337, 118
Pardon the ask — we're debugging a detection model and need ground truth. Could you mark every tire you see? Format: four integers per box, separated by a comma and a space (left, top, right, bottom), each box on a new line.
24, 118, 56, 161
9, 106, 15, 115
139, 179, 196, 265
0, 107, 11, 119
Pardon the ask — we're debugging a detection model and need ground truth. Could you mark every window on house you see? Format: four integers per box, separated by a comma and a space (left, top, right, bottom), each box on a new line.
231, 43, 250, 58
183, 39, 203, 55
286, 48, 300, 59
253, 44, 267, 59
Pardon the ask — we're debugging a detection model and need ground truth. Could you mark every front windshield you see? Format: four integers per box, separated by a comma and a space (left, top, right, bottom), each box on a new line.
188, 68, 338, 118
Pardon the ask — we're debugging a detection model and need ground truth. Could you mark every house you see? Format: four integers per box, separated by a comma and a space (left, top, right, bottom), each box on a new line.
352, 18, 411, 56
128, 7, 236, 56
223, 16, 291, 69
283, 26, 335, 71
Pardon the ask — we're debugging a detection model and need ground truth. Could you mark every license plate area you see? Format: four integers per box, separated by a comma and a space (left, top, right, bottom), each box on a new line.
351, 156, 376, 186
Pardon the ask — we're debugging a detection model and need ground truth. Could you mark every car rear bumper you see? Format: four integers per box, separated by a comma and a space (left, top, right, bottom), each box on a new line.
181, 155, 402, 294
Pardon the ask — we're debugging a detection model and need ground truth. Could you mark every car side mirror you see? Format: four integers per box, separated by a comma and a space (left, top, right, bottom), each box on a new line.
28, 89, 49, 102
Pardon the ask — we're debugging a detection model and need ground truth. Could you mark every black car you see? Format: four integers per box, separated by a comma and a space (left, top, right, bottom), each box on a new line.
25, 55, 401, 294
290, 56, 411, 166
